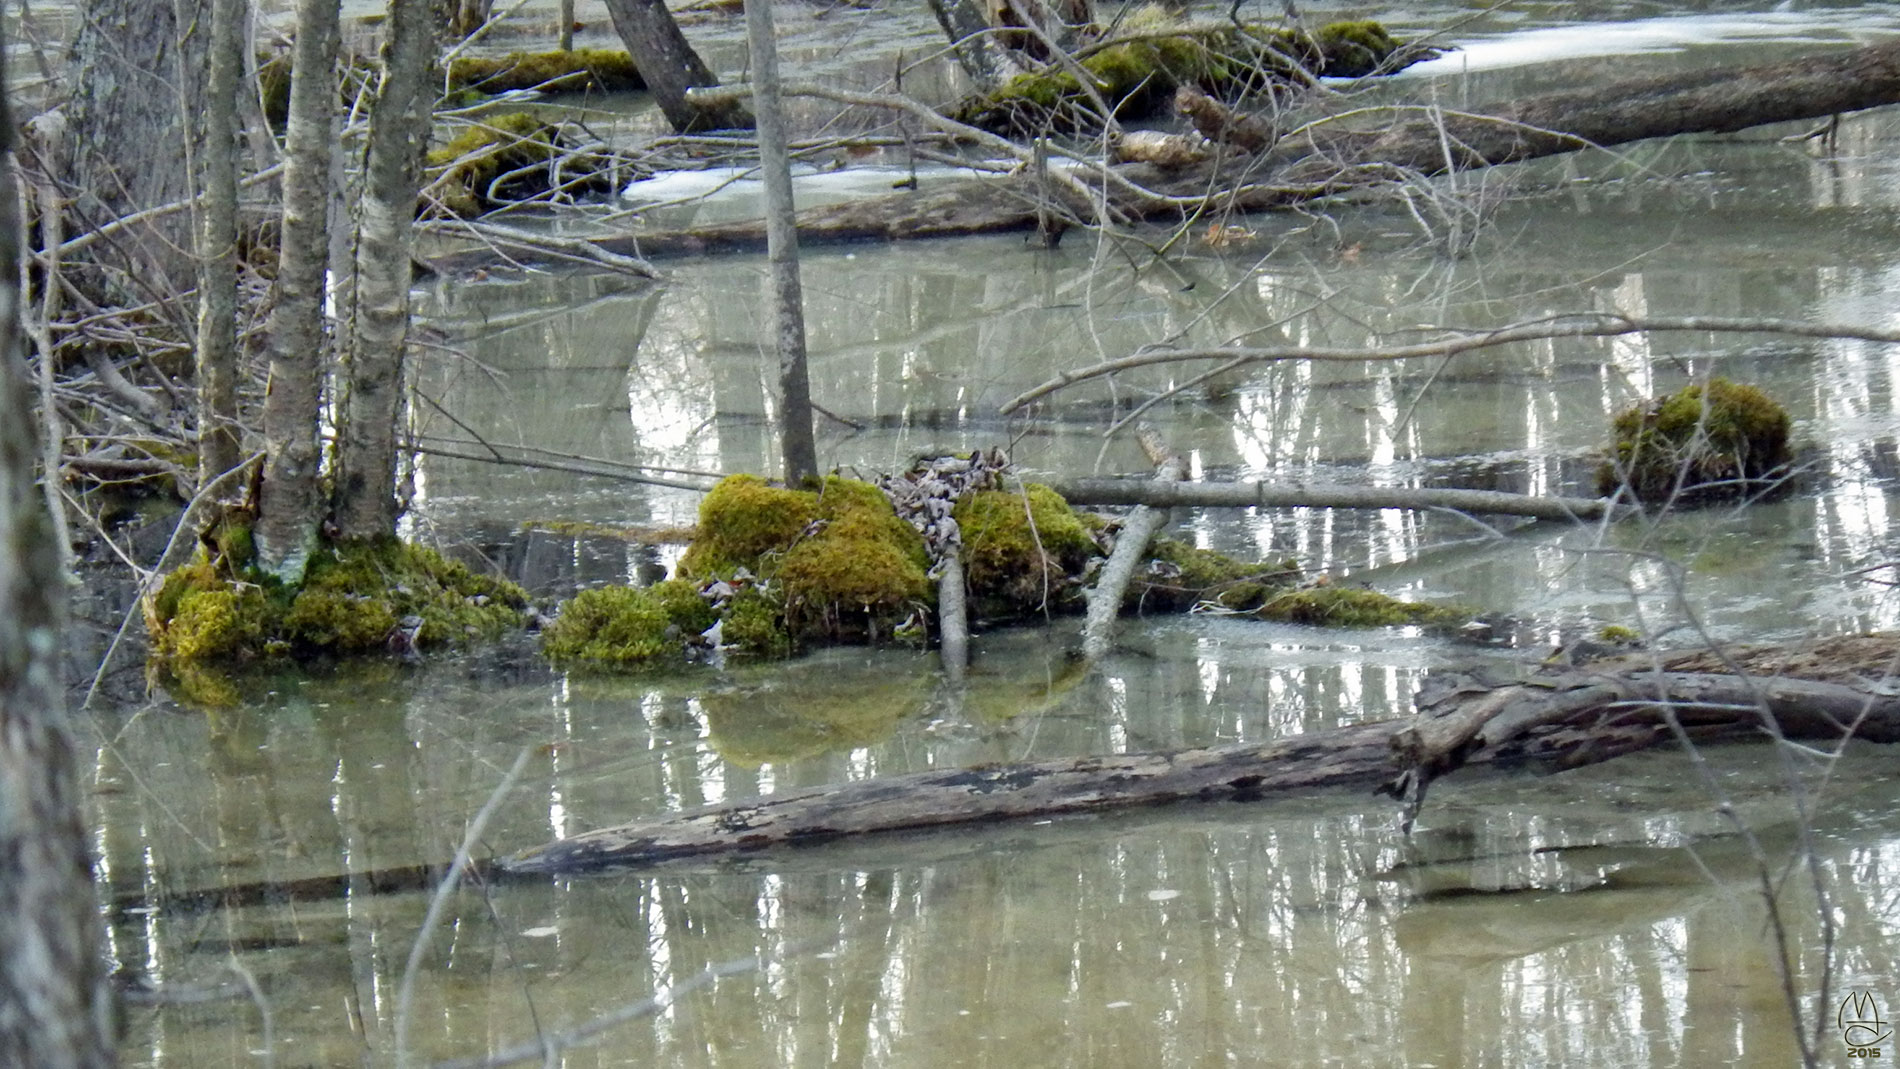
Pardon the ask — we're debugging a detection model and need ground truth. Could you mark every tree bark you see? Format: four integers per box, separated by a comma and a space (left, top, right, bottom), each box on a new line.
601, 0, 752, 133
924, 0, 1025, 89
1082, 431, 1182, 659
195, 0, 245, 487
0, 37, 116, 1065
335, 0, 439, 540
746, 0, 818, 486
256, 0, 342, 582
62, 0, 212, 296
501, 635, 1900, 874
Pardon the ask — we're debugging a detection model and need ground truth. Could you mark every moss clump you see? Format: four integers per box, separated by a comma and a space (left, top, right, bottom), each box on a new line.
677, 474, 931, 647
146, 538, 528, 664
1256, 585, 1460, 628
678, 474, 820, 578
1133, 537, 1301, 612
960, 17, 1427, 133
955, 484, 1098, 611
542, 586, 678, 669
722, 585, 791, 657
424, 112, 616, 218
448, 49, 644, 95
1597, 378, 1793, 503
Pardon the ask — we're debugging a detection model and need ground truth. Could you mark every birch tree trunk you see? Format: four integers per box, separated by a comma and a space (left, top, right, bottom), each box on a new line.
335, 0, 438, 539
746, 0, 818, 485
195, 0, 245, 486
603, 0, 752, 132
0, 36, 116, 1067
257, 0, 343, 582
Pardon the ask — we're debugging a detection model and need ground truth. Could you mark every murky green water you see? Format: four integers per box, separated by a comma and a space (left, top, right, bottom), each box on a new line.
98, 3, 1900, 1066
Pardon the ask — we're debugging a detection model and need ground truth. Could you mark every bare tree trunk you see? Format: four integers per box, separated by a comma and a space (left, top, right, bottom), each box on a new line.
746, 0, 817, 485
0, 36, 115, 1066
63, 0, 211, 295
195, 0, 244, 486
602, 0, 751, 132
335, 0, 438, 539
923, 0, 1023, 89
257, 0, 342, 582
558, 0, 575, 52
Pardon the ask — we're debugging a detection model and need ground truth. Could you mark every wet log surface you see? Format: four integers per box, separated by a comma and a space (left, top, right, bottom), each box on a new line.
502, 635, 1900, 874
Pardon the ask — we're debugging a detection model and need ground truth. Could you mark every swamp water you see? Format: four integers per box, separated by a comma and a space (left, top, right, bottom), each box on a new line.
97, 3, 1900, 1066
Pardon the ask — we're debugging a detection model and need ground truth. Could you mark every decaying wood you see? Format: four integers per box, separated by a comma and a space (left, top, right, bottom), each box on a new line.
1051, 477, 1614, 521
1174, 86, 1273, 152
1082, 429, 1184, 659
1112, 129, 1211, 168
501, 636, 1900, 874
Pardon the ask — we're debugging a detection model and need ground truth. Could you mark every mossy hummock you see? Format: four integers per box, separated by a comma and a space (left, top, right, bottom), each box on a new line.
447, 49, 644, 95
1598, 378, 1793, 504
424, 112, 619, 218
146, 535, 528, 665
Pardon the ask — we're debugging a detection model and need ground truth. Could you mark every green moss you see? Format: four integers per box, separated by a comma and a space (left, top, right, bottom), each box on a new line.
722, 586, 791, 657
955, 484, 1097, 610
960, 17, 1426, 132
146, 538, 527, 665
542, 586, 677, 669
425, 112, 559, 218
676, 474, 931, 647
1134, 537, 1301, 612
677, 474, 819, 578
1597, 378, 1793, 503
447, 49, 644, 95
1256, 585, 1460, 628
1598, 624, 1641, 644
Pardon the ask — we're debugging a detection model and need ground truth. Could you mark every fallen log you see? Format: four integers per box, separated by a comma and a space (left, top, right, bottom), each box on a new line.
1050, 477, 1615, 521
421, 38, 1900, 273
501, 635, 1900, 874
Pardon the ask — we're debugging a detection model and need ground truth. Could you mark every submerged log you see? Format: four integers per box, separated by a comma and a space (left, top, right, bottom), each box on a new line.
502, 635, 1900, 874
1050, 478, 1615, 521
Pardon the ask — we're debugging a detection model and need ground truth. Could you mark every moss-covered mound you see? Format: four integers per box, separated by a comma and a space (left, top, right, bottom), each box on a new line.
1597, 378, 1793, 504
448, 49, 644, 95
959, 17, 1431, 134
424, 112, 618, 218
1131, 537, 1301, 612
146, 535, 527, 665
541, 579, 715, 670
954, 484, 1099, 612
1255, 584, 1462, 628
687, 474, 931, 643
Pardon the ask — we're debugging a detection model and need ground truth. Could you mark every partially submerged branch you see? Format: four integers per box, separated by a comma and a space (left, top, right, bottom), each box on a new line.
501, 635, 1900, 874
1052, 478, 1613, 522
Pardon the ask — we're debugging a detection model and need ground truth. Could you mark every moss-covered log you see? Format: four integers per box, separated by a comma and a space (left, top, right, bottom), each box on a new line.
957, 18, 1435, 134
502, 635, 1900, 873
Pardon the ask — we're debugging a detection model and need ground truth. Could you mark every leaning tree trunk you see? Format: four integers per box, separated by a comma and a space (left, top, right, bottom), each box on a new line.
256, 0, 343, 582
601, 0, 752, 132
335, 0, 439, 539
195, 0, 245, 487
0, 36, 115, 1067
746, 0, 818, 485
63, 0, 212, 297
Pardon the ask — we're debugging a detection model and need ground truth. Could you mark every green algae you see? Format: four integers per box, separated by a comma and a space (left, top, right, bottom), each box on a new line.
1598, 378, 1793, 504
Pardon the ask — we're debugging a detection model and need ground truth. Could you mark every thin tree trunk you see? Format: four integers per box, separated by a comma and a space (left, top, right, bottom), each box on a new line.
335, 0, 437, 539
558, 0, 575, 52
256, 0, 342, 582
1082, 434, 1182, 659
747, 0, 817, 485
195, 0, 244, 486
923, 0, 1022, 89
602, 0, 751, 132
0, 35, 115, 1065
